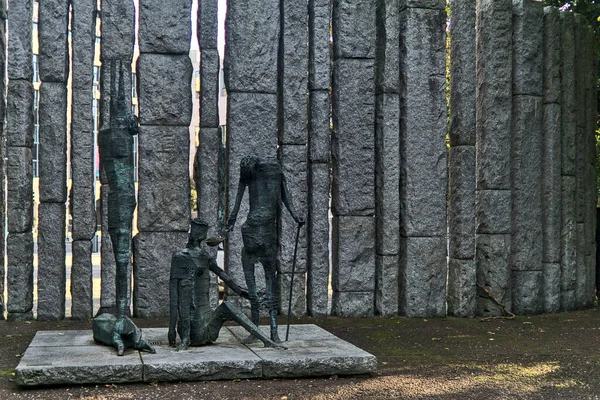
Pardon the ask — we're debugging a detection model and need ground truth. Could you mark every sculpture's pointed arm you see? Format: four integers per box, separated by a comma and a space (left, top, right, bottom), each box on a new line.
209, 259, 249, 299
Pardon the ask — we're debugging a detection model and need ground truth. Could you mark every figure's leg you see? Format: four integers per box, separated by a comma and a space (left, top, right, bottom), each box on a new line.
176, 279, 194, 351
241, 248, 260, 343
168, 278, 179, 347
262, 256, 281, 343
112, 330, 125, 356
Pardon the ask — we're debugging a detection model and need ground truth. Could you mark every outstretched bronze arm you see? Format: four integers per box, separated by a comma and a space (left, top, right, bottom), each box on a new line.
281, 173, 304, 225
208, 259, 249, 299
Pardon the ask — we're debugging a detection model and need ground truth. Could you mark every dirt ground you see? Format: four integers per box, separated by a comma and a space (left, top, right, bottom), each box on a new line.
2, 309, 600, 399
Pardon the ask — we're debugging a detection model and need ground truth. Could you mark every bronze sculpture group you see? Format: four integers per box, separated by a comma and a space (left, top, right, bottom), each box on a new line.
93, 63, 303, 355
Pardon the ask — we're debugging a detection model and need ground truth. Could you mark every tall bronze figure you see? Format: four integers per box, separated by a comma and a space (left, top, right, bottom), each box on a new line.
228, 156, 304, 343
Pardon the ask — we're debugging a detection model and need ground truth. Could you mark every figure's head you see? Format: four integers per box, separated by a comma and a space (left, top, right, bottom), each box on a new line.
240, 155, 259, 183
190, 218, 209, 242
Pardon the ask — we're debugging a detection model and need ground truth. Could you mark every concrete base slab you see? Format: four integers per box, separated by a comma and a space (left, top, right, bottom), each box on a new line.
16, 324, 377, 386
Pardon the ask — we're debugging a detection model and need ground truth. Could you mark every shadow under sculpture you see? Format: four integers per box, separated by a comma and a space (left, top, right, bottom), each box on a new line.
92, 60, 155, 356
168, 218, 284, 350
228, 156, 304, 343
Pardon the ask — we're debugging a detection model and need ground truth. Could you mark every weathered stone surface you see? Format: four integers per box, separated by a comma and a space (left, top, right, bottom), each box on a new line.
447, 258, 476, 318
560, 175, 577, 309
37, 203, 66, 321
399, 7, 447, 236
476, 234, 511, 317
278, 272, 307, 317
331, 58, 375, 217
71, 0, 96, 90
332, 0, 376, 59
309, 90, 330, 163
375, 0, 399, 94
279, 145, 307, 274
449, 0, 476, 147
70, 240, 93, 320
542, 102, 561, 263
512, 0, 543, 96
71, 180, 96, 240
137, 125, 190, 232
511, 270, 543, 315
332, 216, 375, 292
38, 0, 69, 83
200, 49, 220, 128
511, 95, 542, 272
560, 12, 576, 177
543, 7, 561, 105
399, 0, 445, 9
332, 291, 375, 317
475, 190, 511, 234
399, 236, 447, 317
133, 231, 188, 318
138, 53, 193, 126
100, 0, 135, 61
224, 0, 279, 93
7, 0, 33, 80
139, 0, 191, 54
198, 0, 218, 49
575, 223, 588, 307
38, 82, 67, 203
449, 146, 476, 259
7, 146, 33, 233
375, 255, 399, 317
307, 162, 330, 317
543, 262, 561, 314
375, 93, 400, 256
7, 232, 33, 316
196, 127, 222, 230
309, 0, 331, 90
476, 0, 512, 190
6, 79, 34, 148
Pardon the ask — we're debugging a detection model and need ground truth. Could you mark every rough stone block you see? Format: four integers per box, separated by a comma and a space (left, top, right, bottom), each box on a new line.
278, 272, 307, 317
512, 0, 543, 96
331, 58, 375, 217
475, 234, 511, 317
38, 0, 69, 83
560, 12, 576, 177
139, 0, 191, 54
575, 223, 587, 307
475, 190, 511, 234
195, 127, 222, 231
7, 0, 33, 80
7, 232, 33, 316
309, 90, 330, 164
449, 146, 476, 259
7, 146, 33, 233
543, 262, 561, 314
70, 240, 93, 320
399, 0, 445, 9
560, 175, 577, 296
511, 270, 543, 315
137, 125, 190, 232
138, 53, 193, 126
307, 162, 330, 317
399, 236, 447, 317
71, 0, 96, 90
38, 82, 68, 203
543, 7, 561, 104
476, 0, 512, 190
100, 0, 135, 61
133, 231, 189, 318
37, 203, 66, 321
198, 0, 218, 49
449, 0, 476, 147
332, 216, 375, 292
278, 145, 307, 275
375, 255, 399, 317
375, 0, 400, 94
224, 0, 279, 93
200, 49, 220, 128
542, 102, 561, 263
332, 0, 376, 59
6, 79, 34, 148
309, 0, 331, 90
447, 258, 476, 318
332, 291, 374, 317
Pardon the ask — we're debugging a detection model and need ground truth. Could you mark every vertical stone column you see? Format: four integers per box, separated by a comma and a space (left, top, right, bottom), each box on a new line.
36, 0, 69, 321
510, 0, 543, 315
398, 1, 447, 317
224, 0, 280, 309
70, 0, 97, 319
278, 0, 308, 317
0, 2, 8, 319
135, 0, 191, 317
374, 0, 400, 317
475, 0, 512, 317
559, 11, 577, 311
447, 0, 476, 317
331, 0, 376, 317
6, 0, 34, 321
541, 6, 562, 314
307, 0, 331, 317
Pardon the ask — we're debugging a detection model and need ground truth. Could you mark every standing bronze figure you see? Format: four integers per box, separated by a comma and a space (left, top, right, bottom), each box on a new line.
228, 156, 304, 343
